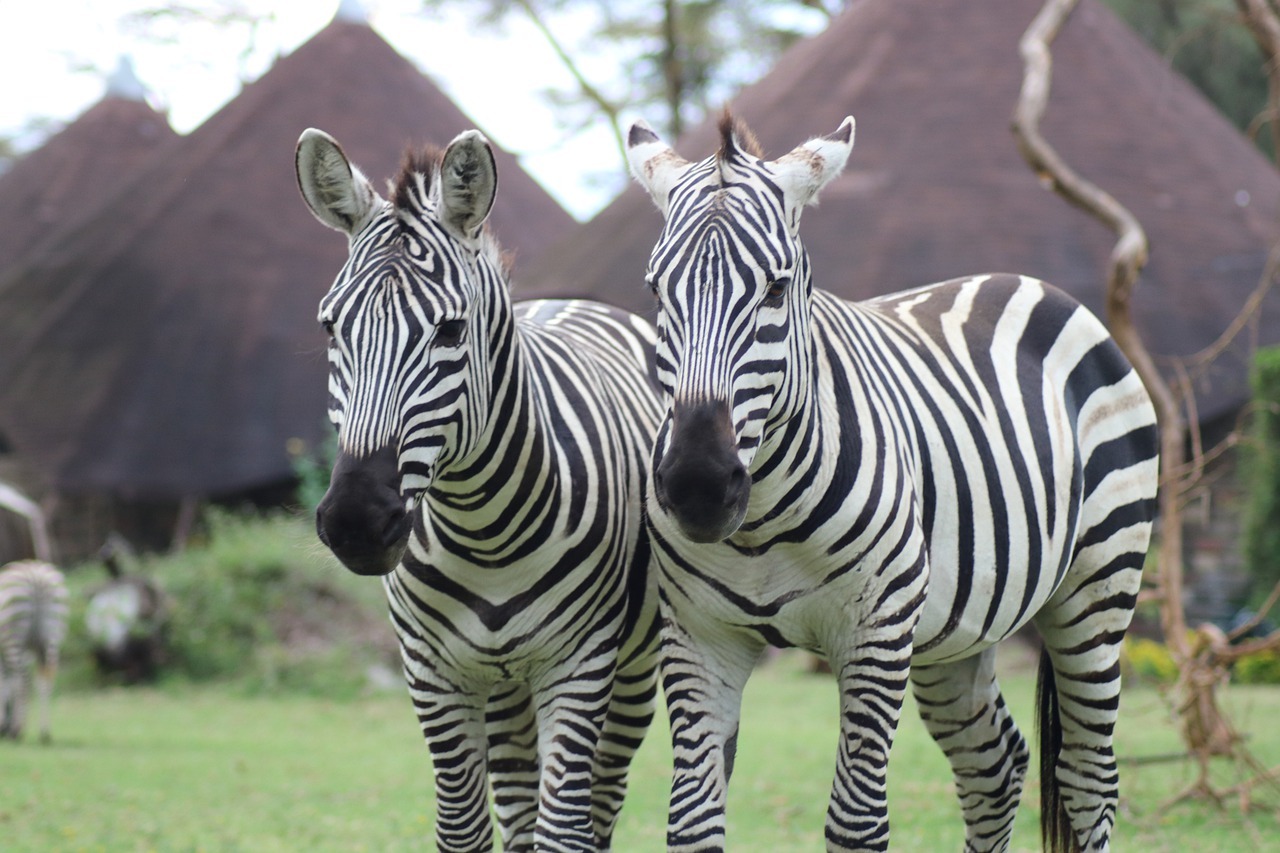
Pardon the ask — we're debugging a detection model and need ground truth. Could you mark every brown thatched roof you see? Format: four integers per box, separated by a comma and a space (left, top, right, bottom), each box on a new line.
0, 18, 575, 499
0, 93, 177, 279
516, 0, 1280, 425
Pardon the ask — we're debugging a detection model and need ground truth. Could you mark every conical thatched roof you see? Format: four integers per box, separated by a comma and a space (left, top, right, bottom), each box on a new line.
0, 18, 575, 499
0, 78, 176, 279
517, 0, 1280, 425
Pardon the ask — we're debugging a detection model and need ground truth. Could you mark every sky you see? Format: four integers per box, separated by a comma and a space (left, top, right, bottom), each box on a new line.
0, 0, 651, 220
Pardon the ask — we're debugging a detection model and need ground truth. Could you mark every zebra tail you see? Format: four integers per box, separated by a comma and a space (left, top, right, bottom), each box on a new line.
1036, 644, 1077, 853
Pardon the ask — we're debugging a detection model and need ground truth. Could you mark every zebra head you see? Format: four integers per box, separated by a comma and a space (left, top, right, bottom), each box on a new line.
296, 128, 504, 575
626, 113, 854, 543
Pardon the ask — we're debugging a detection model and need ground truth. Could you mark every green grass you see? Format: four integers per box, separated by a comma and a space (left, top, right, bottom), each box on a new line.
4, 652, 1279, 851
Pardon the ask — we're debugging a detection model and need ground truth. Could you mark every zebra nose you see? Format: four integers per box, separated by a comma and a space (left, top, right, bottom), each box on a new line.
653, 401, 751, 542
724, 464, 749, 509
315, 445, 410, 576
656, 452, 748, 511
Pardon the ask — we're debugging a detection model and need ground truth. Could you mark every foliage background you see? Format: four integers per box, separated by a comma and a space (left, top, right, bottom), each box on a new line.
1246, 346, 1280, 602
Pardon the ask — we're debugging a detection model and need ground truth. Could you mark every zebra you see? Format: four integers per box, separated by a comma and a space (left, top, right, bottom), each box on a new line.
296, 127, 663, 851
624, 112, 1159, 853
0, 560, 69, 744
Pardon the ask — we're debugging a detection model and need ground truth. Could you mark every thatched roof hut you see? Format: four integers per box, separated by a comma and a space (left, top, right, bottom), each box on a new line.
0, 16, 574, 510
517, 0, 1280, 428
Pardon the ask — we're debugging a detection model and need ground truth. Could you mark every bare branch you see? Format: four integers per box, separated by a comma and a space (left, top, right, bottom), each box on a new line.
511, 0, 627, 163
1184, 240, 1279, 370
1236, 0, 1280, 163
1011, 0, 1189, 654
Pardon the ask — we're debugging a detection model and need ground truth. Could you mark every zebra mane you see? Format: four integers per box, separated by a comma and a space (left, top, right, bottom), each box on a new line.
716, 110, 763, 164
393, 144, 443, 213
391, 143, 513, 276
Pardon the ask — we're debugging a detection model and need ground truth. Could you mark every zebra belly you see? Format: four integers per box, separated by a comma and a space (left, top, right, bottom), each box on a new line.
909, 566, 1056, 666
655, 520, 1067, 666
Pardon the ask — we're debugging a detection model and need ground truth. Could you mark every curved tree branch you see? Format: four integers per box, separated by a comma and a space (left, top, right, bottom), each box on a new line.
511, 0, 626, 164
1011, 0, 1187, 650
1236, 0, 1280, 163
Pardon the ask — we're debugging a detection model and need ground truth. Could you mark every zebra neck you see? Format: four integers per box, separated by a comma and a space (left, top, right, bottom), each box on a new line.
418, 330, 553, 548
734, 311, 877, 545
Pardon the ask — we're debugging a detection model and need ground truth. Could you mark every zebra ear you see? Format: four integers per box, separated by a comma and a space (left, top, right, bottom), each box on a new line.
436, 130, 497, 240
295, 128, 381, 236
626, 120, 691, 218
772, 116, 856, 212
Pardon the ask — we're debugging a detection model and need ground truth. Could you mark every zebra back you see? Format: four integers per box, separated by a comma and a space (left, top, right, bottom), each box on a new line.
0, 560, 69, 664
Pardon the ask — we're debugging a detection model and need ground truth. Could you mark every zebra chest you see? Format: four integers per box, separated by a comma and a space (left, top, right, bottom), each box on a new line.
389, 528, 628, 682
657, 537, 909, 651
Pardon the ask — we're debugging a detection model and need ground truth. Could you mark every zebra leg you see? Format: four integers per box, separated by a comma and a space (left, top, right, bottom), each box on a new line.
486, 681, 540, 850
910, 649, 1030, 852
530, 656, 615, 852
0, 652, 14, 739
0, 682, 11, 738
662, 614, 763, 852
824, 644, 912, 852
1033, 524, 1147, 853
35, 651, 58, 744
3, 650, 31, 741
412, 687, 496, 853
1031, 635, 1125, 853
591, 624, 660, 849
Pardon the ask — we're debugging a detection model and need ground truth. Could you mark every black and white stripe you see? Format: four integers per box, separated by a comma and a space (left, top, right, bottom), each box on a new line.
627, 113, 1158, 853
0, 559, 68, 743
297, 129, 662, 851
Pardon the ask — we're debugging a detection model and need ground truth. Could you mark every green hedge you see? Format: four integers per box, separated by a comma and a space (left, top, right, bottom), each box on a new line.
1245, 346, 1280, 600
62, 512, 397, 698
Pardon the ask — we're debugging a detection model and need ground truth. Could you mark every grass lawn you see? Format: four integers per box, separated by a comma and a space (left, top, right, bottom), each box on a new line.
4, 651, 1279, 851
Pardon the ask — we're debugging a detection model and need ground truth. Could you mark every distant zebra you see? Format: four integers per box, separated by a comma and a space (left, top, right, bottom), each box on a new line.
625, 113, 1159, 853
297, 128, 662, 851
0, 560, 69, 743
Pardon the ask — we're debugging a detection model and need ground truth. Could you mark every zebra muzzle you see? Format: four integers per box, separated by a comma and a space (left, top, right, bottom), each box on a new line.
654, 400, 751, 543
315, 445, 412, 576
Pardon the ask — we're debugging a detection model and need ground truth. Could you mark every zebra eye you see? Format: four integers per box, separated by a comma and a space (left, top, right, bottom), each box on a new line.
644, 274, 659, 299
321, 319, 335, 338
435, 318, 466, 346
764, 276, 791, 303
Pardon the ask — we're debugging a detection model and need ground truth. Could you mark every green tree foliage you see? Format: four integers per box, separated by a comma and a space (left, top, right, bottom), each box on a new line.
425, 1, 1276, 168
1245, 346, 1280, 597
420, 0, 832, 143
1103, 0, 1272, 157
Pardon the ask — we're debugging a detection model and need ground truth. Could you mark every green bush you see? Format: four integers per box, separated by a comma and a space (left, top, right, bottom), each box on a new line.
62, 511, 396, 697
1122, 635, 1280, 686
1245, 346, 1280, 600
1122, 636, 1179, 684
1233, 648, 1280, 685
289, 428, 337, 513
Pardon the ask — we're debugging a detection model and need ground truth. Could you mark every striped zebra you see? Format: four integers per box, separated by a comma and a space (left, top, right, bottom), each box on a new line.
296, 128, 662, 851
0, 560, 69, 744
625, 113, 1159, 853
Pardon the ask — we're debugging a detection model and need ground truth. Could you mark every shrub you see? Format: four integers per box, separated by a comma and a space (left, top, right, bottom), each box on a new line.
62, 511, 396, 697
1244, 346, 1280, 600
289, 429, 337, 513
1122, 637, 1179, 685
1121, 635, 1280, 687
1233, 648, 1280, 685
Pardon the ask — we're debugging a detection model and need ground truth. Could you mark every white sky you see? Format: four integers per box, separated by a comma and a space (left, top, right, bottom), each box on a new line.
0, 0, 634, 219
